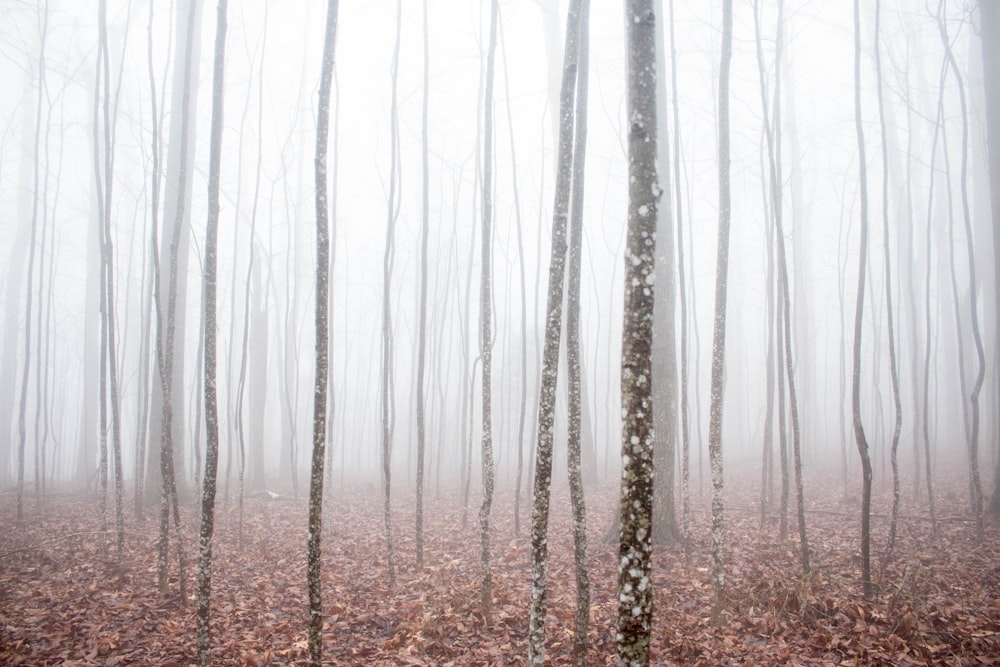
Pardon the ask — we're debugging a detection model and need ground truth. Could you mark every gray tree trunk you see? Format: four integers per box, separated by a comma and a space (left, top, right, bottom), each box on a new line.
528, 0, 581, 661
980, 0, 1000, 517
851, 0, 874, 599
707, 0, 734, 625
617, 0, 659, 662
307, 3, 338, 663
195, 2, 228, 663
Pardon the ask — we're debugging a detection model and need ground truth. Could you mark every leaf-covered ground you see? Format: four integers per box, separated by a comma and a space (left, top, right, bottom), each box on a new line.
1, 476, 998, 665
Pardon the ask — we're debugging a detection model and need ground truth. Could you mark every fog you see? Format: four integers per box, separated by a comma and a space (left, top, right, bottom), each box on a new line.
0, 0, 995, 501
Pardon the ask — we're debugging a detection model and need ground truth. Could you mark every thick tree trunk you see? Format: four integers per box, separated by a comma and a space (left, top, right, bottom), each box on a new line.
617, 0, 659, 662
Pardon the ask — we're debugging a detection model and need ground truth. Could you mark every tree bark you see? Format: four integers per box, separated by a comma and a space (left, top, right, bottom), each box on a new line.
307, 3, 338, 663
528, 0, 581, 661
617, 0, 659, 661
708, 0, 734, 625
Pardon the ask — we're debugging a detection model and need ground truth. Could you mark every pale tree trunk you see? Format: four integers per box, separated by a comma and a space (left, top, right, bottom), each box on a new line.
851, 0, 874, 599
565, 0, 591, 660
17, 0, 47, 527
981, 0, 1000, 518
307, 3, 338, 663
478, 0, 499, 624
937, 0, 985, 539
148, 0, 204, 502
528, 0, 581, 661
651, 0, 679, 547
617, 0, 659, 661
95, 0, 126, 563
195, 1, 227, 663
155, 0, 198, 603
753, 0, 809, 574
497, 7, 530, 538
666, 0, 691, 548
381, 0, 402, 587
708, 0, 734, 625
415, 0, 429, 570
873, 0, 903, 566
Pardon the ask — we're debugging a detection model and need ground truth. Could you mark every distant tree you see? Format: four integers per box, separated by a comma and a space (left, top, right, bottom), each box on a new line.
16, 0, 47, 527
617, 0, 659, 661
307, 2, 339, 663
651, 0, 679, 547
415, 0, 429, 570
195, 1, 227, 663
708, 0, 734, 623
666, 0, 691, 547
936, 0, 985, 539
981, 0, 1000, 519
873, 0, 903, 566
94, 0, 126, 563
851, 0, 874, 599
381, 0, 402, 587
154, 0, 198, 602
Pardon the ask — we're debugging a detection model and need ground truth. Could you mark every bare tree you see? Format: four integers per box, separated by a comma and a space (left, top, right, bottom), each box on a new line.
851, 0, 874, 599
307, 3, 339, 663
565, 0, 592, 659
194, 0, 227, 662
478, 0, 499, 624
708, 0, 734, 623
981, 0, 1000, 519
415, 0, 430, 571
527, 0, 581, 658
381, 0, 402, 587
617, 0, 659, 661
15, 0, 48, 528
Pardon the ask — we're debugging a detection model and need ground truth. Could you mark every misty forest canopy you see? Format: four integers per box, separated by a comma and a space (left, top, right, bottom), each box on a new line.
1, 0, 1000, 663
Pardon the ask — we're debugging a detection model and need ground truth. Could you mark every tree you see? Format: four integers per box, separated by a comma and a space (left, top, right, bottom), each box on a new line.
16, 0, 48, 527
981, 0, 1000, 519
873, 0, 903, 565
708, 0, 734, 623
617, 0, 659, 661
650, 0, 679, 547
565, 0, 592, 659
528, 0, 582, 660
195, 0, 227, 663
478, 0, 499, 623
415, 0, 430, 570
307, 3, 339, 662
851, 0, 875, 599
936, 0, 985, 539
381, 0, 402, 587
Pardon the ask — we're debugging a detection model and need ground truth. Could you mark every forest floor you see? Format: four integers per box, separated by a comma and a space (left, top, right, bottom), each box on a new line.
1, 475, 999, 665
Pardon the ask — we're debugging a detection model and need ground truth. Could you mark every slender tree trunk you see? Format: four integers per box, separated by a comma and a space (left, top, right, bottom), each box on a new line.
616, 0, 659, 661
307, 4, 338, 663
381, 0, 402, 587
195, 3, 227, 664
708, 0, 734, 624
528, 0, 581, 661
851, 0, 874, 599
478, 0, 499, 624
666, 0, 691, 548
651, 0, 679, 547
872, 0, 903, 566
980, 0, 1000, 518
415, 0, 430, 571
565, 0, 591, 659
16, 0, 47, 528
937, 0, 985, 538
